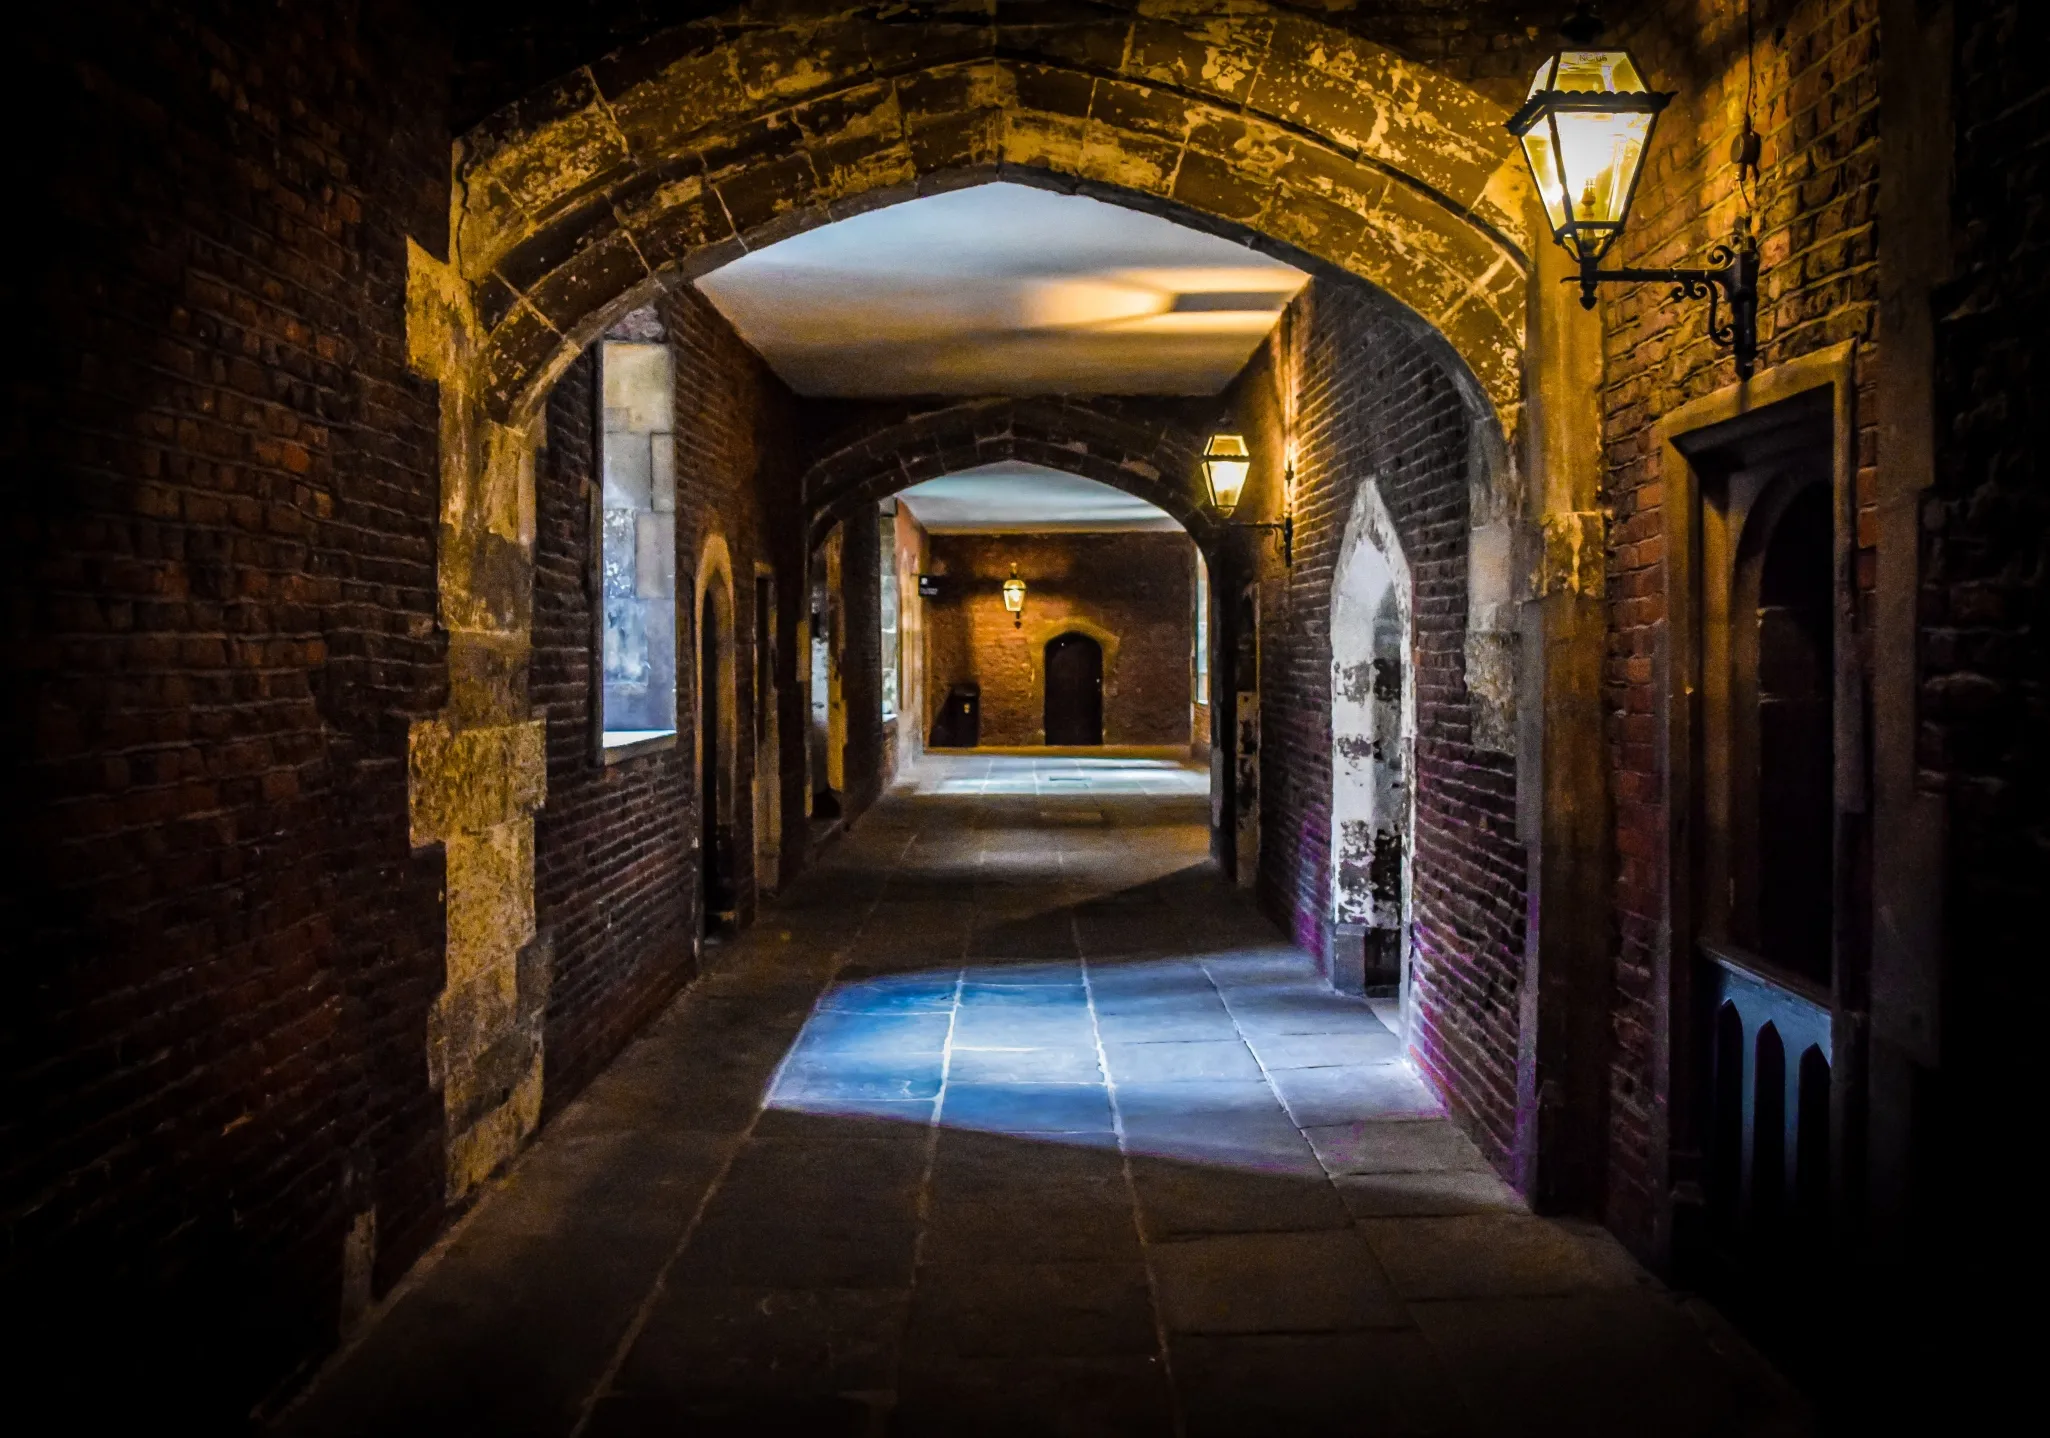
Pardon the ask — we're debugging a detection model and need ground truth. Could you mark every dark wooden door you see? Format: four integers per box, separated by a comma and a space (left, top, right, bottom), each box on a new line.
1044, 632, 1103, 745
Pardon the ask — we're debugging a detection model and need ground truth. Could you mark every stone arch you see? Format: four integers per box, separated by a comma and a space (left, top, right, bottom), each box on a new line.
445, 0, 1532, 434
396, 0, 1552, 1196
1329, 477, 1415, 1001
802, 398, 1221, 550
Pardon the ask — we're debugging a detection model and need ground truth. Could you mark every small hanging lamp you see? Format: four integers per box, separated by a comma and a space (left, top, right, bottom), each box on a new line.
1002, 565, 1026, 627
1200, 431, 1292, 566
1201, 433, 1252, 517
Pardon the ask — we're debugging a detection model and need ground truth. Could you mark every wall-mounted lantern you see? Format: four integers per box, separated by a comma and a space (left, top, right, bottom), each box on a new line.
1507, 6, 1761, 377
1002, 564, 1027, 627
1203, 432, 1293, 567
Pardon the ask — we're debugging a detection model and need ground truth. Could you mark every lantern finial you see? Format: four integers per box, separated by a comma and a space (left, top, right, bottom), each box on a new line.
1559, 4, 1603, 44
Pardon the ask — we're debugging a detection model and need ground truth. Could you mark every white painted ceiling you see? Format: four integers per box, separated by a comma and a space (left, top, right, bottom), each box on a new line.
895, 463, 1181, 533
693, 182, 1307, 397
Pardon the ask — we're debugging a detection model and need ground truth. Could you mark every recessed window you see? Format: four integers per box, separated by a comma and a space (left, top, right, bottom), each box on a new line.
599, 341, 678, 753
1193, 548, 1210, 705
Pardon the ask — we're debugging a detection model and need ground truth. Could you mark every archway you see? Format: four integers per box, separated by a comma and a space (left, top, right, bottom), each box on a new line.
1043, 632, 1105, 746
445, 3, 1533, 434
802, 397, 1228, 555
696, 535, 740, 935
1330, 479, 1414, 999
400, 0, 1549, 1202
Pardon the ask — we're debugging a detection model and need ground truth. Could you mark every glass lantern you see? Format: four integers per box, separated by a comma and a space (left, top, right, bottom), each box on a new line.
1508, 47, 1672, 266
1202, 434, 1252, 518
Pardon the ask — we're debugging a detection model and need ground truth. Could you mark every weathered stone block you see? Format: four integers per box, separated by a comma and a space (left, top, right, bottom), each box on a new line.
408, 718, 548, 846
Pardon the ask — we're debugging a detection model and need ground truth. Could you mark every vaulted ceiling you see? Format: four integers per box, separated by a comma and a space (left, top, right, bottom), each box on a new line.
894, 463, 1182, 533
694, 183, 1307, 398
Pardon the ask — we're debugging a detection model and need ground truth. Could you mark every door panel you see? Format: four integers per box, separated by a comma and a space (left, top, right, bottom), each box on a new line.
1044, 633, 1103, 746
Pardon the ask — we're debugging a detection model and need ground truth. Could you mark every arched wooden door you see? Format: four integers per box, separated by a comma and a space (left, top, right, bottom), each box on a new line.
1043, 633, 1103, 746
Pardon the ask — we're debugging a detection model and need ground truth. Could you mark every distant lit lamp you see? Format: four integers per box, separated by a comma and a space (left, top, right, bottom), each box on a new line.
1201, 433, 1252, 517
1002, 565, 1026, 628
1202, 432, 1292, 566
1508, 5, 1760, 377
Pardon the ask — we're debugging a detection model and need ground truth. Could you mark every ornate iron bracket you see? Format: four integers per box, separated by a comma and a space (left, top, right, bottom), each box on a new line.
1574, 237, 1760, 379
1231, 514, 1293, 568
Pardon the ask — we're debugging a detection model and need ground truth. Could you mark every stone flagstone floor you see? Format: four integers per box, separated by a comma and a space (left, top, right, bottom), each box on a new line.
278, 753, 1808, 1437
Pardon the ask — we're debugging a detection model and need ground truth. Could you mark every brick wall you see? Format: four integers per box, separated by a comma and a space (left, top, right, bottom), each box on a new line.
923, 533, 1196, 748
1239, 282, 1527, 1166
532, 294, 803, 1111
1600, 0, 1883, 1251
1, 2, 451, 1421
1925, 0, 2047, 1207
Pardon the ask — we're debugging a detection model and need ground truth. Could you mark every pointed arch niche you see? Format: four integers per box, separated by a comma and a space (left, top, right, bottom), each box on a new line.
1329, 478, 1415, 1001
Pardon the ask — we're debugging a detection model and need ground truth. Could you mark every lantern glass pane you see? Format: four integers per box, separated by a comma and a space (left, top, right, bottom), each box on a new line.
1205, 459, 1250, 516
1554, 49, 1648, 94
1554, 107, 1653, 232
1519, 124, 1570, 235
1524, 53, 1558, 100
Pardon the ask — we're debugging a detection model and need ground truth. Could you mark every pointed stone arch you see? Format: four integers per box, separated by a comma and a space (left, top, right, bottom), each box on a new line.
1329, 475, 1415, 1003
445, 1, 1532, 433
398, 0, 1549, 1196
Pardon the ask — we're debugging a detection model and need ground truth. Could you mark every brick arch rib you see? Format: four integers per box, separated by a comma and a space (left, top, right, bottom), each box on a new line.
802, 399, 1226, 553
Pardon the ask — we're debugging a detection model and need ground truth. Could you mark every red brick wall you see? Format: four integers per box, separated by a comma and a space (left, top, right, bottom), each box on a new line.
2, 2, 451, 1420
1600, 0, 1883, 1251
1239, 282, 1527, 1166
531, 294, 803, 1112
923, 533, 1196, 747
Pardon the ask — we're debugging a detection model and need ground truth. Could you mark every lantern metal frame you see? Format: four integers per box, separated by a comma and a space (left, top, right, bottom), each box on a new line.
1507, 13, 1763, 379
1201, 432, 1293, 568
1001, 564, 1026, 628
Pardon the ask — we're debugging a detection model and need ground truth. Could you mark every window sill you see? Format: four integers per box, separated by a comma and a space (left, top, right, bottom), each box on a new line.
601, 729, 677, 764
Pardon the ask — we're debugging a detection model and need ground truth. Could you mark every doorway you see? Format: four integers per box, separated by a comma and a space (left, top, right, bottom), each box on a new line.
752, 570, 780, 898
1329, 480, 1413, 997
1660, 365, 1857, 1381
1043, 632, 1103, 745
1751, 483, 1834, 981
701, 587, 734, 935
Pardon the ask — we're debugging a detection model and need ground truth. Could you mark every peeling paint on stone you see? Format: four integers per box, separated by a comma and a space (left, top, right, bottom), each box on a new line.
1535, 509, 1606, 598
1330, 475, 1412, 937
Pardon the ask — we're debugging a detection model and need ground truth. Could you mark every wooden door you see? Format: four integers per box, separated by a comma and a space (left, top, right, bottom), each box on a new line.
1043, 633, 1103, 745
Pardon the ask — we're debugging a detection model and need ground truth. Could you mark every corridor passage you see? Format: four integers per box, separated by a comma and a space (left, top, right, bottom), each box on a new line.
282, 756, 1803, 1437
